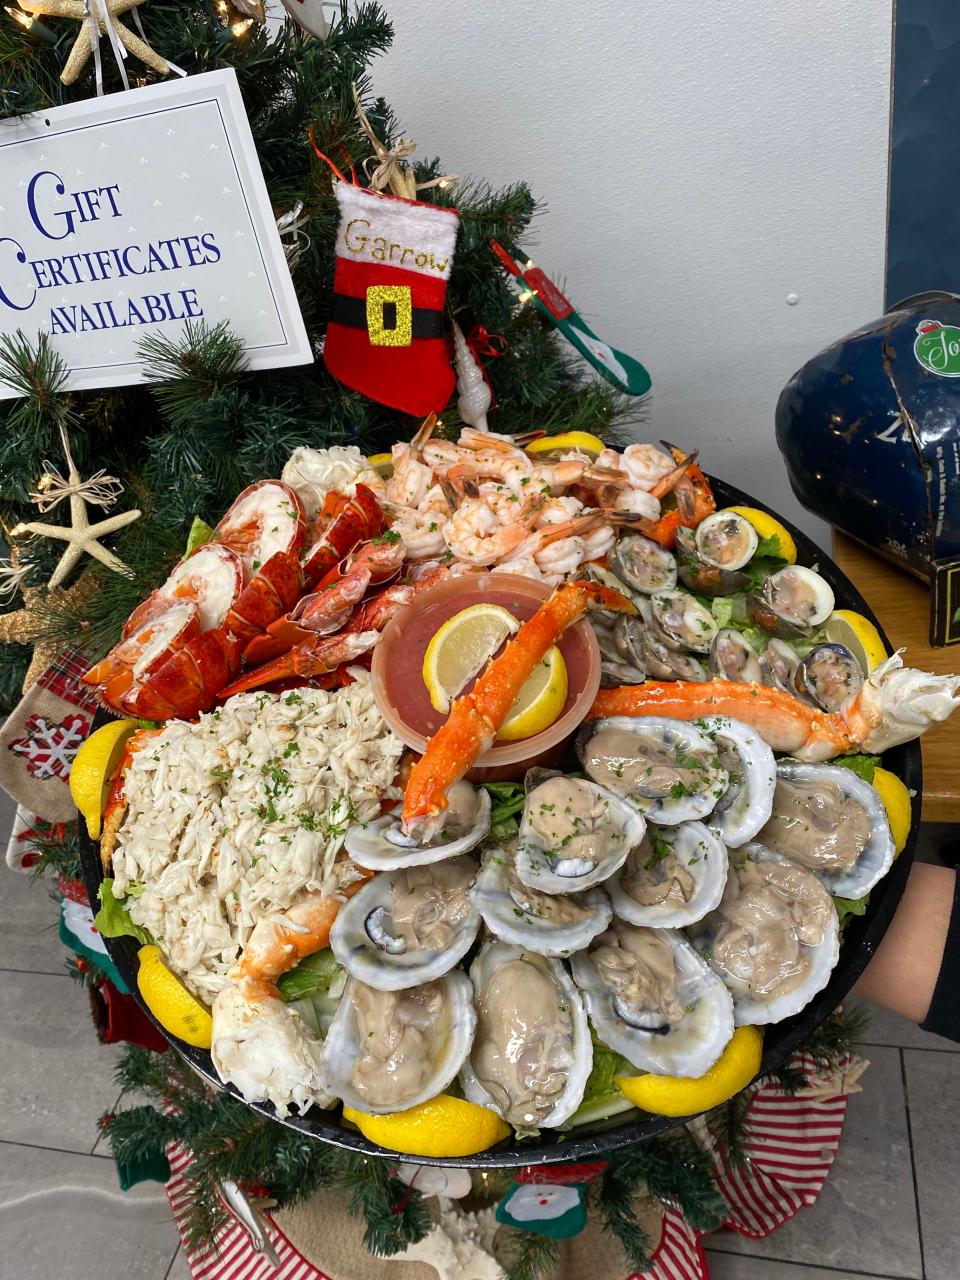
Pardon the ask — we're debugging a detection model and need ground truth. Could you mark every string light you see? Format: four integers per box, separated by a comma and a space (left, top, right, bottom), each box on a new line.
517, 289, 534, 305
5, 5, 57, 40
230, 16, 252, 35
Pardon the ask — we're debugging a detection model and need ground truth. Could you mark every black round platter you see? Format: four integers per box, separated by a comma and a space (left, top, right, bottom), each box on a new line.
78, 475, 921, 1167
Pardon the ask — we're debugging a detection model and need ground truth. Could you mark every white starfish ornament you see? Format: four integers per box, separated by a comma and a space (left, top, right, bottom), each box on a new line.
11, 427, 141, 589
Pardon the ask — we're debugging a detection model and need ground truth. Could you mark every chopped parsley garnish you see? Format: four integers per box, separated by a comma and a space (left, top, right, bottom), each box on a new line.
644, 826, 674, 870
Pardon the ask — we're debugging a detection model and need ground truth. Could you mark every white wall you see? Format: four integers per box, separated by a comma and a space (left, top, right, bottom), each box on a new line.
372, 0, 893, 549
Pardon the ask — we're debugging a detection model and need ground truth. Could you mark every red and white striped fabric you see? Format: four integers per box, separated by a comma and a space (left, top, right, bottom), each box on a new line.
164, 1053, 849, 1280
165, 1143, 332, 1280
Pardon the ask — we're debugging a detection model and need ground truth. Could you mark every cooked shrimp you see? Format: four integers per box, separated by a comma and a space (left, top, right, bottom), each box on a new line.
535, 535, 585, 577
387, 414, 438, 507
422, 439, 468, 473
418, 483, 453, 516
390, 507, 448, 559
535, 495, 584, 526
495, 556, 561, 587
622, 443, 677, 490
444, 499, 532, 565
579, 521, 616, 561
531, 458, 588, 494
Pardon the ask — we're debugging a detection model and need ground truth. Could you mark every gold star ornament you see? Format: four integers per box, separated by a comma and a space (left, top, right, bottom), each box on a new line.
17, 0, 172, 86
11, 426, 141, 589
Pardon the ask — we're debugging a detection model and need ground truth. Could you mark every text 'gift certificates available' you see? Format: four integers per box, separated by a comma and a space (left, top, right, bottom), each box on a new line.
0, 69, 311, 398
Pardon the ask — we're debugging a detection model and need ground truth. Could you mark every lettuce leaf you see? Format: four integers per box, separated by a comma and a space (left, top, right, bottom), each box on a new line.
754, 534, 782, 559
184, 516, 216, 556
482, 781, 526, 838
276, 948, 343, 1003
833, 894, 869, 928
830, 754, 881, 784
569, 1035, 637, 1125
94, 879, 152, 946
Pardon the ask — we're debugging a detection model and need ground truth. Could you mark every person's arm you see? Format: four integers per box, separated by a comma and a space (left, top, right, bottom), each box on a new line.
854, 861, 959, 1035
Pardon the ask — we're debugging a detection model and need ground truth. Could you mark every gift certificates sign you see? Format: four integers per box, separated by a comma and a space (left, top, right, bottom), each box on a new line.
0, 69, 311, 399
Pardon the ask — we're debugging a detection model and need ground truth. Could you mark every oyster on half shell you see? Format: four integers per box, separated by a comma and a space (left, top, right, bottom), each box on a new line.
757, 761, 895, 900
461, 941, 591, 1129
606, 820, 727, 928
322, 971, 475, 1114
515, 772, 646, 895
571, 921, 734, 1077
344, 780, 490, 870
578, 715, 727, 825
690, 845, 840, 1026
469, 844, 612, 956
699, 716, 777, 848
329, 857, 480, 990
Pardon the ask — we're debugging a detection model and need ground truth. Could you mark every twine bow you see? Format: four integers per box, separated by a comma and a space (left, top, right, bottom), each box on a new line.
30, 426, 124, 513
351, 83, 458, 200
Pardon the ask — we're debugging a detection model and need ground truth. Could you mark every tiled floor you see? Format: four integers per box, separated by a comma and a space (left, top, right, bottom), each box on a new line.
0, 784, 956, 1280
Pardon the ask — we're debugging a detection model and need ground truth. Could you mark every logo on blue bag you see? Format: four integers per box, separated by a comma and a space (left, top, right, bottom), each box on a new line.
914, 320, 960, 377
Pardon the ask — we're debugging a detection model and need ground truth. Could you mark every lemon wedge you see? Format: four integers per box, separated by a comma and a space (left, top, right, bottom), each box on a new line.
872, 766, 912, 856
826, 609, 888, 673
615, 1026, 763, 1117
136, 944, 212, 1048
367, 451, 394, 480
423, 603, 520, 714
525, 431, 606, 458
497, 644, 568, 741
725, 505, 798, 565
69, 719, 138, 840
343, 1095, 510, 1157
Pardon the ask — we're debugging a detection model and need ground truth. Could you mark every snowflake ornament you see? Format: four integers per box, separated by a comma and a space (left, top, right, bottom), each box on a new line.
7, 712, 90, 782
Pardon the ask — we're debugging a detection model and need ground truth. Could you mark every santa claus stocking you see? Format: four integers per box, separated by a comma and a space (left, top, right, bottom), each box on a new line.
323, 183, 460, 416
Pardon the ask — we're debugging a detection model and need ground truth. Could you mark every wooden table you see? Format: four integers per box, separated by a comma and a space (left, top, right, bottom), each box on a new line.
832, 531, 960, 823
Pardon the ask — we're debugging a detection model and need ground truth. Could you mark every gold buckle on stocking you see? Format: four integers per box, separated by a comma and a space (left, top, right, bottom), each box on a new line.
366, 285, 413, 347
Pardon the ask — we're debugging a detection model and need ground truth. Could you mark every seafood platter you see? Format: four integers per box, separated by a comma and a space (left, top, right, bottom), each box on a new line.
76, 421, 960, 1165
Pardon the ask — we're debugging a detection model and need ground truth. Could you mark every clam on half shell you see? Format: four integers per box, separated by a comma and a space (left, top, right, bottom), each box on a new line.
571, 921, 734, 1077
689, 844, 840, 1026
757, 761, 895, 900
329, 857, 480, 991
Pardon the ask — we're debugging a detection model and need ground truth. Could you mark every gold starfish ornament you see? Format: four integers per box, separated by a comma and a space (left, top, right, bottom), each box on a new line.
17, 0, 171, 86
0, 577, 94, 690
11, 427, 141, 589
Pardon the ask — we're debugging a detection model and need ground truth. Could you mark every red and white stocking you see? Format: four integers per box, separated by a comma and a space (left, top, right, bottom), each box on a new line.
323, 183, 459, 416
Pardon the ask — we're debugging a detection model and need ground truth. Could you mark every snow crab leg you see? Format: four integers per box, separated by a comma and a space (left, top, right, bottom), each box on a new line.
401, 579, 637, 837
590, 652, 960, 760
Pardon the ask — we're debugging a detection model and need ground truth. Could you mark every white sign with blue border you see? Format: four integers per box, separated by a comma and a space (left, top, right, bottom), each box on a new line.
0, 69, 312, 399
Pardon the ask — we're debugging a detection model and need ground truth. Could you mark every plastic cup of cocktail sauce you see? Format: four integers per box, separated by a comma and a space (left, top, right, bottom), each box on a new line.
371, 573, 601, 782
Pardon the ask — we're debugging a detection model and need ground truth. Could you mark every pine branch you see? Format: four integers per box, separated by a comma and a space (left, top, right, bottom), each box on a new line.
27, 818, 85, 883
595, 1165, 654, 1273
329, 1151, 431, 1256
608, 1133, 727, 1234
0, 642, 29, 715
497, 1228, 561, 1280
709, 1087, 753, 1170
